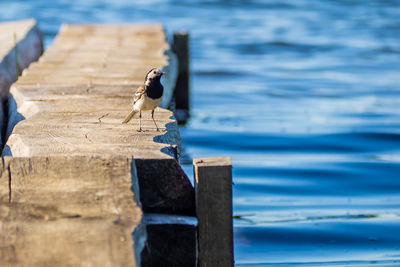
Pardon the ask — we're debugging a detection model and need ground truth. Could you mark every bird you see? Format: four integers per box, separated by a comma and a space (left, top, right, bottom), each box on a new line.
122, 68, 166, 131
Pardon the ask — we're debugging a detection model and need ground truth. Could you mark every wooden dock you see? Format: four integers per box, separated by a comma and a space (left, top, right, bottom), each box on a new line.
0, 22, 195, 266
5, 24, 179, 158
4, 23, 194, 214
0, 20, 233, 267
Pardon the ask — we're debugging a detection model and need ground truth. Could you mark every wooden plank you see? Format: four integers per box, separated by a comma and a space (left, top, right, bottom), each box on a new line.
0, 156, 144, 267
193, 157, 233, 267
0, 19, 42, 99
0, 19, 42, 143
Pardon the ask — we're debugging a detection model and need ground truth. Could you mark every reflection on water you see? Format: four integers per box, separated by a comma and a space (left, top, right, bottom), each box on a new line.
2, 0, 400, 265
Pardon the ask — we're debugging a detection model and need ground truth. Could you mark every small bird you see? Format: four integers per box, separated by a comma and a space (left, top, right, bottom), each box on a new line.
122, 68, 166, 131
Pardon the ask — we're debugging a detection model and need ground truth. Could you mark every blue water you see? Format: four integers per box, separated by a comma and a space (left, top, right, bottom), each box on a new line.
2, 0, 400, 265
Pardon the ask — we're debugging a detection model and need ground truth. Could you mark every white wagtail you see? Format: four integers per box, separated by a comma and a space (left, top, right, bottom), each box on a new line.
122, 68, 166, 131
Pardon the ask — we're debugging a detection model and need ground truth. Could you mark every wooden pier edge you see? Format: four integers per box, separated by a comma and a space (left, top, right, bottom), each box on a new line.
193, 157, 233, 267
172, 32, 190, 125
0, 19, 43, 146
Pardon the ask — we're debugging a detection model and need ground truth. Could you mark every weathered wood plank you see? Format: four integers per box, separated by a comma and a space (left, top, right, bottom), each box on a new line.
0, 156, 144, 267
194, 157, 234, 267
0, 19, 42, 100
0, 19, 42, 143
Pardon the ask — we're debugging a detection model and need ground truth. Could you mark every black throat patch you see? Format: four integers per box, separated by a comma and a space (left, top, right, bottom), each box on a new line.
146, 78, 164, 99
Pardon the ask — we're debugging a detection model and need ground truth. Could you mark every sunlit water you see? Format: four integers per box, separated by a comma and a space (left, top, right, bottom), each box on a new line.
2, 0, 400, 265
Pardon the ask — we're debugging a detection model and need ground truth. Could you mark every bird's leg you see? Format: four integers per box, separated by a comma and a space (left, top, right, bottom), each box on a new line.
151, 109, 160, 132
138, 111, 142, 132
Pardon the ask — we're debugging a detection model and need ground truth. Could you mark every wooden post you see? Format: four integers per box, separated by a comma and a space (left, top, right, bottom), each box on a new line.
172, 32, 190, 125
193, 157, 233, 267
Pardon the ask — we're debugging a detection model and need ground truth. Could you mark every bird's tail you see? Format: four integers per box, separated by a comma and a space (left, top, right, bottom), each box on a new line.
122, 109, 137, 124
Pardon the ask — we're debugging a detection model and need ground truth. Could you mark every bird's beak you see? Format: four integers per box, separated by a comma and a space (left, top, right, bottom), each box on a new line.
162, 72, 167, 75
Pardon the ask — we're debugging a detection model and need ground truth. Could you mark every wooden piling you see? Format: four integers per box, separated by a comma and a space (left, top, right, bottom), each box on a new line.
172, 32, 190, 125
193, 157, 233, 267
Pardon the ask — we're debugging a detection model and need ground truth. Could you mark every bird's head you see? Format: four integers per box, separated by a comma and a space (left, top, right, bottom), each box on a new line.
145, 68, 166, 83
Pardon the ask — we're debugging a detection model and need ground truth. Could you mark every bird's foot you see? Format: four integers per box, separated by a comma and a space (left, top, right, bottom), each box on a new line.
137, 128, 143, 132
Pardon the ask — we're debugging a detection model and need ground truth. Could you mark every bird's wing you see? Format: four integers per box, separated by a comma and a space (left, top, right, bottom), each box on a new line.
133, 85, 146, 104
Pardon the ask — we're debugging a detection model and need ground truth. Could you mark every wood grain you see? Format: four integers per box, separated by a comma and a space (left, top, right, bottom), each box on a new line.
0, 156, 143, 267
0, 19, 42, 143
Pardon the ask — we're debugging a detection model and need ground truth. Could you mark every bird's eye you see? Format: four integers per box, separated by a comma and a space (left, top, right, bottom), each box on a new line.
153, 71, 156, 74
